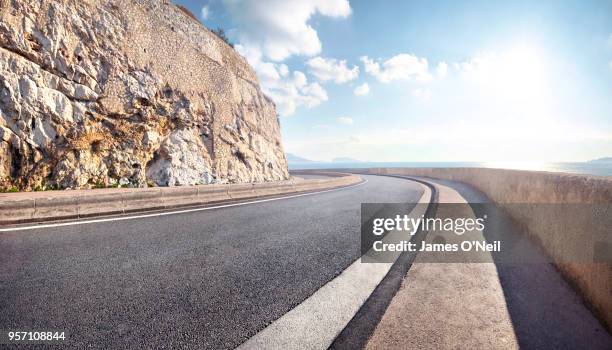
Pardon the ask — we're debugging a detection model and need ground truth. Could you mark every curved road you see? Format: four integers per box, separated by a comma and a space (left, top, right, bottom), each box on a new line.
0, 174, 424, 349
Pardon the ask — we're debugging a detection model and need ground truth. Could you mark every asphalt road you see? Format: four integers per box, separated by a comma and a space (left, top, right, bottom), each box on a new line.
0, 174, 424, 349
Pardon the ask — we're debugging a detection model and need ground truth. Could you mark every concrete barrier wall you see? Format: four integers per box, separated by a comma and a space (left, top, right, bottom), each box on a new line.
356, 167, 611, 330
0, 173, 361, 225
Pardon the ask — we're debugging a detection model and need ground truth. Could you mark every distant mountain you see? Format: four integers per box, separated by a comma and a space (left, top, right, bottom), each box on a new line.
332, 157, 362, 163
588, 157, 612, 163
285, 153, 315, 163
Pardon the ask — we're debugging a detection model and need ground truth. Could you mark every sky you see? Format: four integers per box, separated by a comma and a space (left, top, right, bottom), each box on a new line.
176, 0, 612, 162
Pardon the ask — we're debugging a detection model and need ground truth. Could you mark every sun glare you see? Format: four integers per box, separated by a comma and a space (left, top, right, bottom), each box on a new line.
499, 45, 548, 98
459, 44, 558, 162
469, 44, 549, 103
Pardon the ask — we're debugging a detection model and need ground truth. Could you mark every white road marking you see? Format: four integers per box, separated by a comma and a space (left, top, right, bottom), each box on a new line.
238, 181, 432, 350
0, 180, 368, 232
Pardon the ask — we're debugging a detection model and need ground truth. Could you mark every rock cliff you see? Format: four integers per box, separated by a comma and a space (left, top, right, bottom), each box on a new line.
0, 0, 289, 190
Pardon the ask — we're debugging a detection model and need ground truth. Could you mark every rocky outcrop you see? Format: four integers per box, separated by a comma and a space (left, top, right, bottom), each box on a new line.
0, 0, 289, 190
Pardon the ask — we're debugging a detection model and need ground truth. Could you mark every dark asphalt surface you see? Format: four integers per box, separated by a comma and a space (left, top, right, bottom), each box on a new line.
0, 175, 423, 349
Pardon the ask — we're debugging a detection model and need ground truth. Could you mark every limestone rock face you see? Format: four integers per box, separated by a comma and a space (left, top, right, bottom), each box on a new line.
0, 0, 289, 190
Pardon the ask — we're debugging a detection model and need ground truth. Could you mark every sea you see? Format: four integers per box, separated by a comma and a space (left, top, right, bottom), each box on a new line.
288, 162, 612, 177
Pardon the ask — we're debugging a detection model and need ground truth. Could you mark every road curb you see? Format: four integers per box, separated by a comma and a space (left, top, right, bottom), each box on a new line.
0, 173, 361, 226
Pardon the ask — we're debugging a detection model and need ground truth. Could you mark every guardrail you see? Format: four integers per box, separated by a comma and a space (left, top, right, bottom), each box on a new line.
0, 173, 361, 225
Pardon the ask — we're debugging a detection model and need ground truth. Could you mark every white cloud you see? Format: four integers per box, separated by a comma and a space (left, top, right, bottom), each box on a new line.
268, 72, 328, 115
453, 52, 495, 75
200, 5, 210, 20
436, 62, 448, 78
236, 45, 328, 115
337, 116, 354, 125
278, 64, 289, 77
222, 0, 351, 61
361, 54, 431, 83
306, 57, 359, 83
353, 83, 370, 96
299, 79, 328, 107
412, 87, 431, 101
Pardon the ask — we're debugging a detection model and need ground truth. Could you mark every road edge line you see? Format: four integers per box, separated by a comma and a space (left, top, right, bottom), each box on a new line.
0, 180, 367, 233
